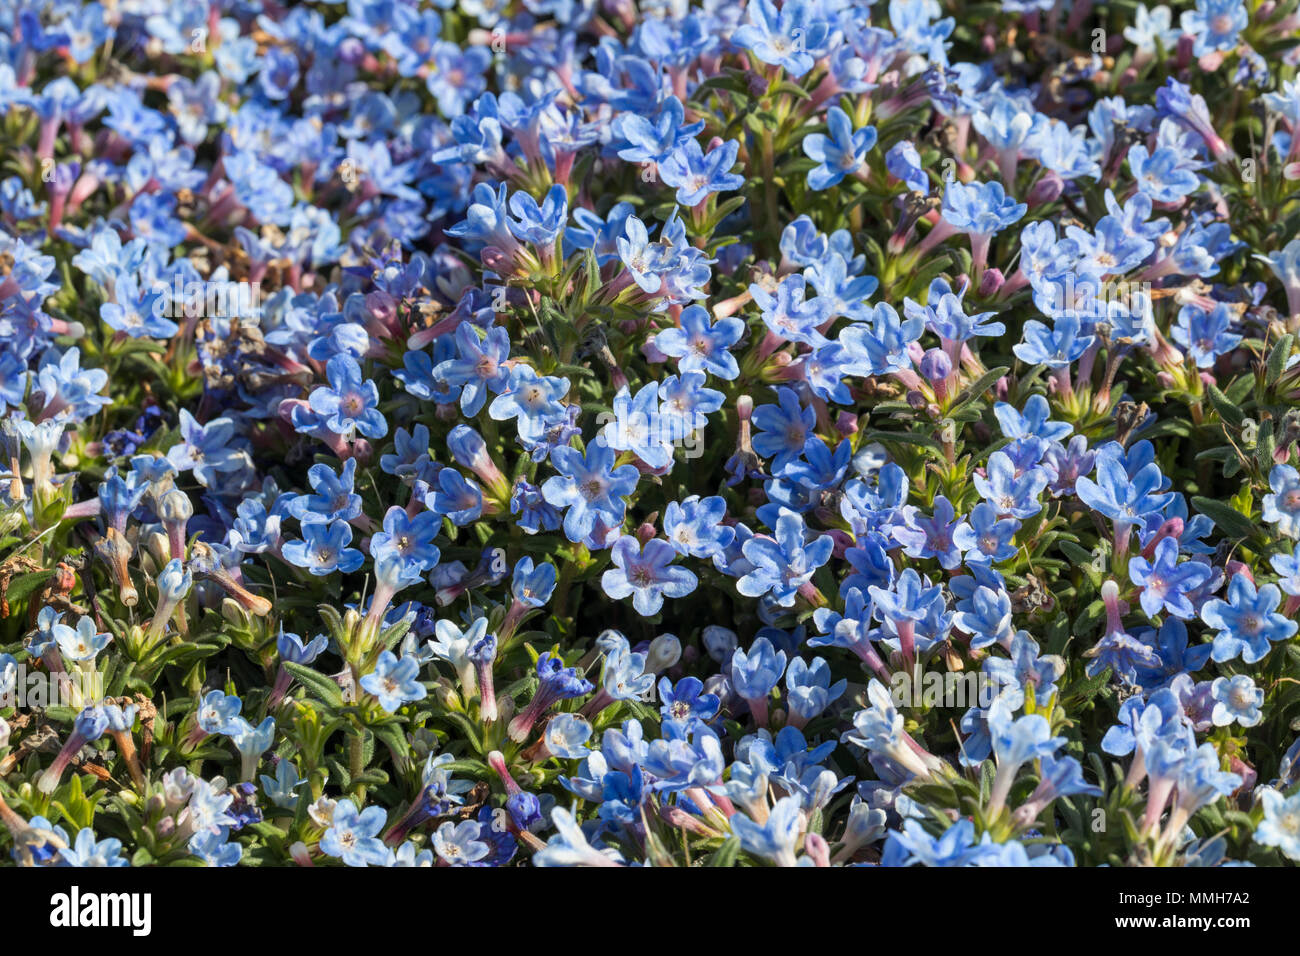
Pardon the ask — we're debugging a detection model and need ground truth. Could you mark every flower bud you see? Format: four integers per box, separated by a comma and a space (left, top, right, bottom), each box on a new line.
978, 267, 1004, 297
645, 633, 681, 673
1027, 170, 1064, 205
919, 348, 952, 383
157, 558, 193, 604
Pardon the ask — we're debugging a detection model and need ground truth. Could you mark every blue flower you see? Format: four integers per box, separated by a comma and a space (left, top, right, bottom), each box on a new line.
196, 689, 243, 736
361, 650, 428, 713
659, 371, 724, 436
654, 304, 745, 380
751, 387, 817, 473
595, 632, 656, 701
369, 506, 442, 574
615, 96, 705, 165
58, 827, 129, 867
511, 556, 557, 607
431, 324, 512, 416
904, 283, 1004, 343
1128, 144, 1200, 203
507, 184, 568, 247
282, 521, 365, 576
1256, 788, 1300, 862
730, 795, 804, 866
1201, 575, 1298, 664
750, 275, 829, 347
664, 495, 734, 559
941, 178, 1026, 237
187, 829, 242, 867
730, 636, 788, 703
600, 382, 676, 470
886, 140, 929, 193
785, 657, 847, 725
840, 302, 925, 374
533, 807, 622, 867
658, 138, 745, 206
659, 676, 721, 728
308, 355, 387, 439
488, 364, 570, 445
259, 759, 307, 809
100, 276, 177, 339
986, 697, 1066, 815
893, 494, 964, 569
974, 451, 1049, 519
1180, 0, 1248, 57
737, 509, 833, 607
951, 584, 1014, 651
278, 630, 329, 665
1013, 315, 1095, 367
288, 458, 362, 524
600, 537, 698, 616
1128, 537, 1215, 620
953, 501, 1020, 565
1172, 301, 1242, 368
431, 819, 490, 865
1210, 674, 1263, 728
510, 478, 562, 535
320, 799, 390, 867
732, 0, 831, 76
53, 615, 113, 662
165, 409, 247, 488
1076, 453, 1172, 531
880, 818, 983, 867
541, 440, 640, 544
803, 107, 877, 190
1131, 618, 1214, 689
507, 652, 594, 743
1263, 464, 1300, 539
427, 468, 484, 526
545, 713, 594, 759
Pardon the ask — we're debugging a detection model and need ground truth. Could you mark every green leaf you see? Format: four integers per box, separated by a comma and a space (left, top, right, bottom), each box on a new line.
282, 662, 345, 708
1190, 496, 1256, 540
2, 569, 56, 605
1224, 373, 1255, 405
949, 366, 1010, 415
1206, 383, 1244, 427
704, 836, 743, 867
1267, 334, 1294, 386
1062, 666, 1112, 707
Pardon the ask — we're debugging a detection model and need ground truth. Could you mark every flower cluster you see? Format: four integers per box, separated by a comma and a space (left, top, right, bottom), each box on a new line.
2, 0, 1300, 870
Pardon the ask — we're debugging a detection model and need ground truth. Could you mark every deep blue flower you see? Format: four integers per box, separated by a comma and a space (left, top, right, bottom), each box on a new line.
541, 440, 640, 544
1128, 537, 1216, 620
659, 138, 744, 206
361, 650, 428, 713
308, 355, 387, 440
732, 0, 831, 76
654, 304, 745, 380
803, 107, 876, 190
751, 387, 817, 474
737, 508, 834, 607
601, 537, 698, 616
282, 521, 365, 576
1201, 575, 1298, 664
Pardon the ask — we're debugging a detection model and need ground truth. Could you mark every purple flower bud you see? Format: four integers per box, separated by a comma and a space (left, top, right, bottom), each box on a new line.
1027, 171, 1064, 206
978, 267, 1005, 297
919, 348, 953, 383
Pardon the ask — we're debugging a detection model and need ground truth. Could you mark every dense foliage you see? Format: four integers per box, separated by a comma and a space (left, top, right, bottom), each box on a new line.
2, 0, 1300, 868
